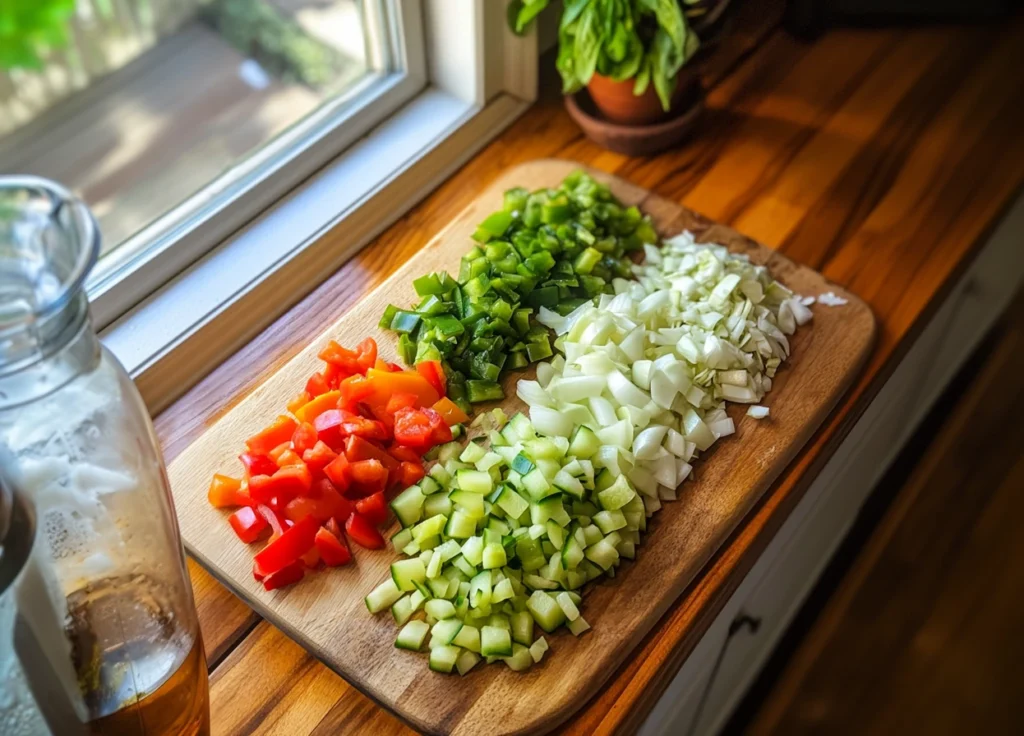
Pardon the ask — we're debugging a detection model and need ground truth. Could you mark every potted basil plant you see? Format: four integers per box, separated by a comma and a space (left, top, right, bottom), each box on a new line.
510, 0, 701, 125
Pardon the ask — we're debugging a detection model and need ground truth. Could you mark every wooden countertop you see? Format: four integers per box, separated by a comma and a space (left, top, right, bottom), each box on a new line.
156, 6, 1024, 734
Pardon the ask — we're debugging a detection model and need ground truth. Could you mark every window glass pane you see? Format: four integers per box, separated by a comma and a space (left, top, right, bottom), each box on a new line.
0, 0, 383, 257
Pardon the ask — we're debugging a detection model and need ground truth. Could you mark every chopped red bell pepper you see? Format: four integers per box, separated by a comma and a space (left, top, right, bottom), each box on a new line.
253, 514, 320, 576
395, 461, 426, 489
313, 409, 387, 448
287, 392, 311, 416
249, 464, 312, 506
388, 445, 423, 464
305, 371, 331, 398
255, 504, 287, 540
338, 374, 374, 411
345, 435, 399, 474
355, 491, 388, 525
228, 506, 268, 543
290, 422, 318, 456
345, 512, 385, 549
268, 442, 293, 464
300, 546, 321, 568
283, 483, 353, 524
239, 452, 278, 478
416, 360, 447, 398
349, 459, 388, 492
315, 527, 352, 567
246, 415, 299, 456
322, 453, 351, 492
386, 392, 420, 416
208, 474, 249, 508
393, 407, 452, 450
301, 441, 338, 472
262, 562, 305, 591
274, 449, 304, 467
319, 337, 377, 375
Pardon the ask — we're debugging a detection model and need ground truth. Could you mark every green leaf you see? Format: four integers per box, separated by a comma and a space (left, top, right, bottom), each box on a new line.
572, 4, 601, 85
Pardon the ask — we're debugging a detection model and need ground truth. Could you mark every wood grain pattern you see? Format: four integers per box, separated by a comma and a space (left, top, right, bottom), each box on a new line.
746, 297, 1024, 736
168, 160, 873, 735
162, 10, 1024, 736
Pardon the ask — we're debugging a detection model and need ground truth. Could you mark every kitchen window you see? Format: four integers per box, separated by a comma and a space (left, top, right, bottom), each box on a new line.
0, 0, 539, 411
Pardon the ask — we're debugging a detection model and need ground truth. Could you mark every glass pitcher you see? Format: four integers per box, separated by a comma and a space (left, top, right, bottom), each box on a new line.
0, 177, 209, 735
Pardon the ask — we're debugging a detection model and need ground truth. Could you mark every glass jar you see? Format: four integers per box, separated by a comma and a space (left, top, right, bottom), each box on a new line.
0, 177, 209, 735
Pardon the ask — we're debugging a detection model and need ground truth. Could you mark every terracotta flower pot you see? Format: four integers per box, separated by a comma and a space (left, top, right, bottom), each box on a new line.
586, 69, 697, 126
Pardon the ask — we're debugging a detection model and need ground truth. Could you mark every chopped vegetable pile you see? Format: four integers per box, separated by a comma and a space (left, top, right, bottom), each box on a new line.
379, 171, 658, 407
207, 338, 470, 591
365, 231, 812, 675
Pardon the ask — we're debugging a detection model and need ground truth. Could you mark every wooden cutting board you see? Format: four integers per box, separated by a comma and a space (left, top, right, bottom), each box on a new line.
168, 160, 875, 735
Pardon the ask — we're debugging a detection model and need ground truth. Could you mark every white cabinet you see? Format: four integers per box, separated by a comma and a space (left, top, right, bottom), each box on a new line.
640, 193, 1024, 736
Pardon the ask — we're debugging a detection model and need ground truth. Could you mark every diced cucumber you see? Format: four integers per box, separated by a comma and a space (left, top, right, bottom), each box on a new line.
593, 509, 627, 534
582, 524, 603, 547
425, 598, 456, 620
526, 591, 567, 633
545, 520, 565, 549
423, 492, 452, 518
496, 485, 530, 519
584, 537, 620, 571
425, 549, 442, 579
597, 475, 635, 511
529, 636, 549, 664
524, 573, 559, 591
487, 613, 511, 631
552, 469, 585, 499
449, 489, 486, 518
476, 451, 504, 472
419, 475, 442, 495
510, 610, 534, 645
503, 643, 533, 672
365, 578, 403, 613
568, 425, 600, 459
492, 577, 515, 603
451, 554, 477, 577
430, 618, 463, 646
395, 620, 430, 651
429, 645, 461, 673
567, 616, 591, 636
469, 570, 492, 610
391, 558, 427, 592
561, 534, 584, 570
413, 514, 447, 543
455, 649, 481, 675
507, 413, 536, 441
391, 527, 413, 552
456, 469, 493, 494
480, 626, 513, 657
445, 509, 478, 539
482, 542, 507, 569
437, 441, 462, 464
391, 485, 425, 528
460, 441, 487, 464
522, 468, 552, 500
555, 591, 580, 621
452, 624, 481, 653
462, 536, 484, 566
435, 539, 462, 563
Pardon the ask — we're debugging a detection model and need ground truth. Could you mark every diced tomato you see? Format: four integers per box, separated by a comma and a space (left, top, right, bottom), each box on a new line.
323, 453, 351, 492
283, 484, 353, 524
388, 445, 423, 464
245, 415, 299, 456
255, 504, 287, 540
208, 474, 249, 508
253, 515, 320, 576
294, 391, 342, 424
290, 422, 319, 455
395, 461, 425, 489
345, 512, 385, 549
386, 392, 419, 415
301, 441, 338, 472
305, 371, 331, 398
315, 527, 352, 567
432, 396, 470, 426
228, 506, 268, 543
287, 391, 311, 416
319, 337, 377, 375
345, 436, 399, 474
393, 407, 452, 450
262, 562, 304, 590
355, 491, 388, 525
416, 360, 447, 398
239, 452, 278, 479
249, 464, 312, 506
349, 459, 388, 493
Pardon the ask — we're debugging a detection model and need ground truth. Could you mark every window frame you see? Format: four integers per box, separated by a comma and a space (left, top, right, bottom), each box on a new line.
87, 0, 428, 328
100, 0, 540, 413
